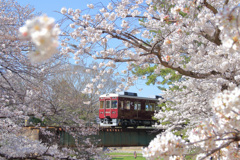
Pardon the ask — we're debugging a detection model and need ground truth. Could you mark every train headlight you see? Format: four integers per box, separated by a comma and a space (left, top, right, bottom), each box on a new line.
112, 111, 116, 114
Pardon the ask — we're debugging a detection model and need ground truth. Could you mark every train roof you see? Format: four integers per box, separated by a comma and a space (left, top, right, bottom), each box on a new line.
99, 92, 162, 101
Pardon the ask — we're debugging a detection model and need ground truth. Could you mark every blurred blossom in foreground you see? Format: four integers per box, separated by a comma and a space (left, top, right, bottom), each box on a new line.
83, 101, 91, 105
19, 15, 60, 62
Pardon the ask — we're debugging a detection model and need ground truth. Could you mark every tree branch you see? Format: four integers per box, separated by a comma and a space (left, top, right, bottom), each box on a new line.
96, 56, 137, 62
0, 70, 16, 92
155, 49, 222, 79
200, 140, 233, 160
224, 0, 229, 5
200, 28, 222, 46
203, 0, 218, 14
100, 28, 151, 50
126, 15, 177, 23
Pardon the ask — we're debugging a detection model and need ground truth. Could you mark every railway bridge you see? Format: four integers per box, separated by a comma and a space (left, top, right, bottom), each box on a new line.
59, 127, 163, 147
23, 126, 162, 147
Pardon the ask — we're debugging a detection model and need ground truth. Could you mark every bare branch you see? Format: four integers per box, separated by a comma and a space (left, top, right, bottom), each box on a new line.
102, 29, 151, 50
0, 71, 16, 92
126, 15, 160, 20
96, 56, 136, 62
126, 15, 177, 23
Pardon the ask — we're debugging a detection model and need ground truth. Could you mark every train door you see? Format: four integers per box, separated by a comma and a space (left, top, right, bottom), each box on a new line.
134, 101, 141, 119
99, 100, 105, 119
118, 98, 129, 119
138, 100, 145, 120
118, 99, 124, 119
111, 99, 118, 119
104, 99, 111, 118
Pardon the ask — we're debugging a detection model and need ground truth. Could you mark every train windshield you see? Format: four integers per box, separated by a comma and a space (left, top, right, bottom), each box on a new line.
100, 101, 104, 109
111, 100, 118, 108
99, 100, 118, 109
106, 100, 111, 108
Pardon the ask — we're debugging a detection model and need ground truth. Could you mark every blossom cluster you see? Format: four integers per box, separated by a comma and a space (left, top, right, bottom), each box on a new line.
187, 87, 240, 159
19, 15, 60, 62
217, 5, 240, 51
15, 0, 240, 159
144, 87, 240, 159
56, 0, 239, 96
143, 132, 187, 160
1, 1, 104, 159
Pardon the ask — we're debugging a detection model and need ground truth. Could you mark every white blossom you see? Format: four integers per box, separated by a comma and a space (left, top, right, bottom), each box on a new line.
61, 7, 67, 14
107, 3, 113, 10
87, 4, 94, 9
19, 15, 60, 62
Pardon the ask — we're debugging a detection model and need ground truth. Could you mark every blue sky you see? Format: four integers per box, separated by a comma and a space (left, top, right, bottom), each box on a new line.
18, 0, 163, 97
18, 0, 111, 19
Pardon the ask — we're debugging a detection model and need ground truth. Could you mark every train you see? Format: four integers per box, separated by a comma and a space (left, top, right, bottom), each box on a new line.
99, 92, 162, 128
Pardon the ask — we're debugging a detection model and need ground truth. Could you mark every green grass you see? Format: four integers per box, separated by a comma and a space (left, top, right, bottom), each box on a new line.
111, 156, 146, 160
104, 147, 200, 160
107, 152, 143, 156
106, 152, 146, 160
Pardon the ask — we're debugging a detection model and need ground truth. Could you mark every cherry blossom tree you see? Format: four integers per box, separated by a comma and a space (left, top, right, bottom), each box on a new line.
15, 0, 240, 159
0, 1, 104, 159
47, 63, 120, 124
40, 63, 120, 159
56, 0, 240, 159
0, 0, 74, 159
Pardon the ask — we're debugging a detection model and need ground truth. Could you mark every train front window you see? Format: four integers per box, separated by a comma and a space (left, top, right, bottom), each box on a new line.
106, 100, 110, 109
111, 100, 118, 108
100, 101, 104, 109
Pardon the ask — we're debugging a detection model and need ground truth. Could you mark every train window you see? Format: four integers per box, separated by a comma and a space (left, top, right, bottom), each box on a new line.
111, 100, 118, 108
100, 101, 104, 109
106, 100, 110, 109
145, 101, 154, 111
125, 101, 130, 110
120, 101, 124, 109
150, 103, 156, 111
145, 102, 149, 111
130, 102, 134, 108
134, 102, 137, 110
134, 102, 141, 110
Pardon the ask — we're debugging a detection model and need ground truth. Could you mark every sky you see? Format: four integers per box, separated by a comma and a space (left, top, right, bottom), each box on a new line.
18, 0, 163, 97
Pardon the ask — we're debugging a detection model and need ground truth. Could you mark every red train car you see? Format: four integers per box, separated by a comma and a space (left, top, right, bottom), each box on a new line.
99, 92, 161, 128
